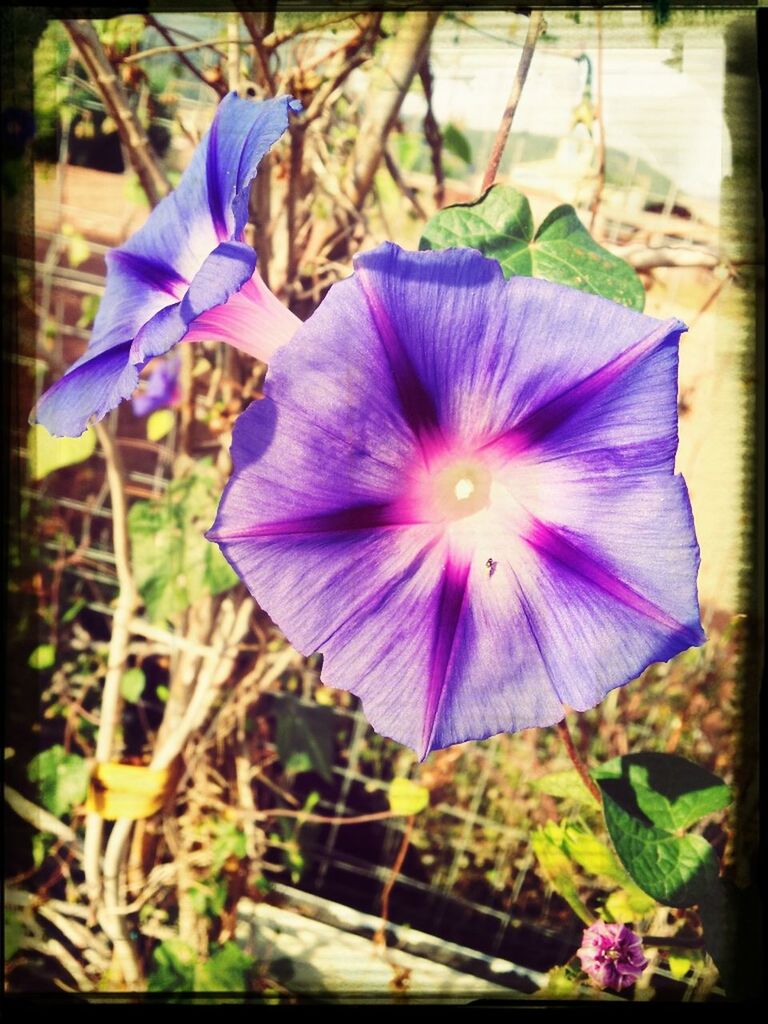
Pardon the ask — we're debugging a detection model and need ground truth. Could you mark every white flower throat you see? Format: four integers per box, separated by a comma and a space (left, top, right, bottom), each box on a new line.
454, 477, 475, 501
432, 459, 492, 521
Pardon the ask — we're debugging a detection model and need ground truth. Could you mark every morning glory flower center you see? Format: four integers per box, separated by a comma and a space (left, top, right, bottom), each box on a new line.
432, 459, 492, 521
454, 477, 474, 500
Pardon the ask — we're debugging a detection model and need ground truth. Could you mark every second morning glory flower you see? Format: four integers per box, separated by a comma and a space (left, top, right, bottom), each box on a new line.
32, 92, 301, 438
577, 921, 649, 991
131, 356, 181, 417
209, 243, 705, 759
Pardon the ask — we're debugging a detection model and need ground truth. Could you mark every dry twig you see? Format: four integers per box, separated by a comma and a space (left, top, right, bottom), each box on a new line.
4, 785, 81, 849
481, 12, 544, 193
63, 19, 170, 207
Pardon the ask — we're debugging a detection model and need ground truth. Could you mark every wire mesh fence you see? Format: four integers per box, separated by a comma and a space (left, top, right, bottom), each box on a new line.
17, 483, 729, 1001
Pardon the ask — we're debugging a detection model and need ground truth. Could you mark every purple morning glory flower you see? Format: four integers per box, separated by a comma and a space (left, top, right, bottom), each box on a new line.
577, 921, 649, 991
32, 92, 301, 438
209, 242, 705, 759
131, 357, 181, 417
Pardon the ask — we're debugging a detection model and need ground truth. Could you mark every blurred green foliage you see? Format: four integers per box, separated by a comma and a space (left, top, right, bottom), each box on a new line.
27, 744, 89, 818
148, 938, 254, 992
128, 458, 238, 623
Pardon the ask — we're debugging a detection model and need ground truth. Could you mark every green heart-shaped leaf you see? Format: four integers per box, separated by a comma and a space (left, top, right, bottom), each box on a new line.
594, 753, 730, 907
595, 753, 731, 832
420, 185, 645, 310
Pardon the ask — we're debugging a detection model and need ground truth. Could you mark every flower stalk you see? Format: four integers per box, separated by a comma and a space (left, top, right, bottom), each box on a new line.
556, 718, 602, 805
481, 11, 545, 193
85, 420, 142, 985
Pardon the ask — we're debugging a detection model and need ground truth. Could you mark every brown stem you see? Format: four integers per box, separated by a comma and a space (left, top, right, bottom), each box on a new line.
588, 11, 605, 234
63, 19, 171, 209
481, 11, 544, 193
286, 123, 306, 283
556, 718, 602, 805
123, 38, 229, 63
375, 815, 415, 945
250, 808, 409, 827
240, 11, 276, 95
250, 155, 273, 285
300, 11, 437, 272
419, 54, 444, 209
383, 148, 428, 219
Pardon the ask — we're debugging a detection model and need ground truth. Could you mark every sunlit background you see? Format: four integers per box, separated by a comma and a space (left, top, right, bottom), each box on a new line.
7, 7, 756, 1002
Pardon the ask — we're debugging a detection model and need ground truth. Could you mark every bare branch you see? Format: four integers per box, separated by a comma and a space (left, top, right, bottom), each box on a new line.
299, 11, 439, 273
286, 124, 306, 282
144, 15, 226, 97
588, 11, 605, 233
63, 19, 170, 209
349, 12, 439, 210
240, 10, 276, 95
227, 13, 241, 93
99, 595, 255, 985
383, 148, 428, 219
263, 13, 359, 49
419, 54, 445, 208
611, 244, 721, 271
299, 12, 383, 125
4, 785, 81, 848
21, 937, 96, 991
481, 11, 544, 193
81, 420, 141, 984
122, 37, 230, 64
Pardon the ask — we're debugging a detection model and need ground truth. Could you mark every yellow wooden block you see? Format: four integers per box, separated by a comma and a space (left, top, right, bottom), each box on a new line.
86, 762, 171, 821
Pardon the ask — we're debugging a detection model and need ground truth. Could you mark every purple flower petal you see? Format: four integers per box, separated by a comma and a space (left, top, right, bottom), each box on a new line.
182, 272, 302, 361
211, 243, 704, 756
31, 342, 139, 439
131, 357, 181, 417
129, 240, 257, 363
351, 244, 682, 452
32, 93, 298, 437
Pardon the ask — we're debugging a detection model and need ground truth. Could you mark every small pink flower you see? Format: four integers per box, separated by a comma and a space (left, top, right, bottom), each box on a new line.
577, 921, 648, 992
